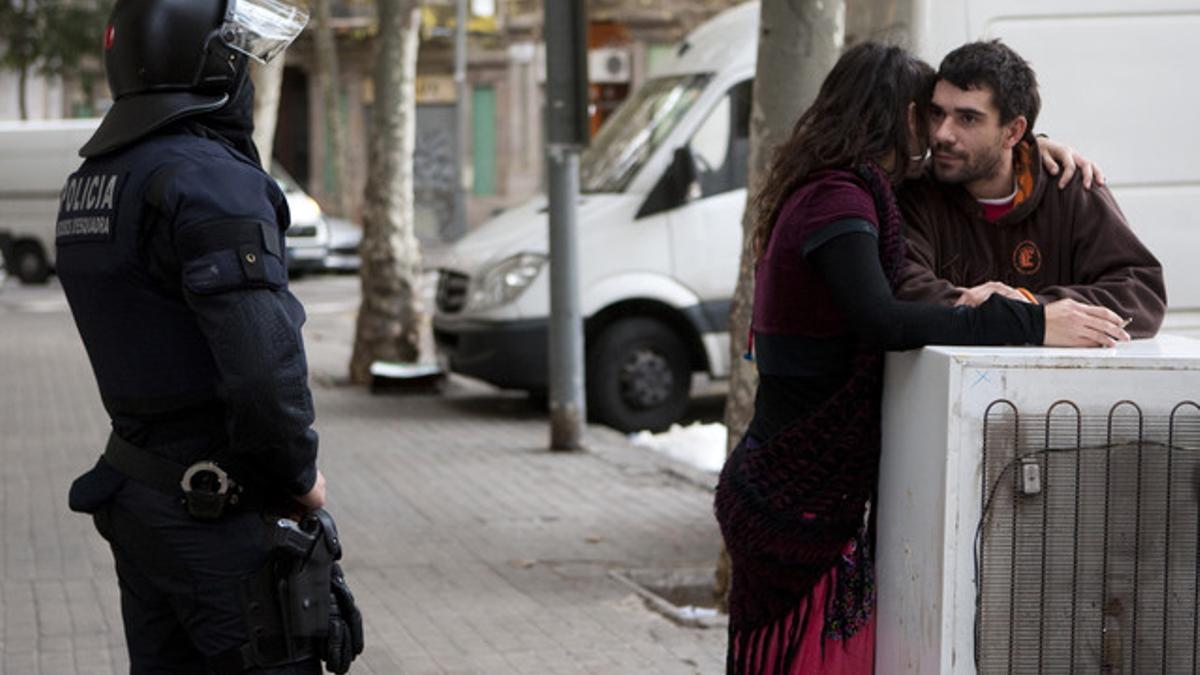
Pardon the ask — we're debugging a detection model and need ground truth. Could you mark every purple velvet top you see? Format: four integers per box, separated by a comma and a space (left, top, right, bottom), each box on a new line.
753, 170, 879, 338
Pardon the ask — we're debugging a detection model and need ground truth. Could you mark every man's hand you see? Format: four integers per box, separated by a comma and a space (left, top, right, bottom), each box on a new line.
1043, 299, 1131, 347
1036, 136, 1106, 190
296, 469, 327, 511
955, 281, 1028, 307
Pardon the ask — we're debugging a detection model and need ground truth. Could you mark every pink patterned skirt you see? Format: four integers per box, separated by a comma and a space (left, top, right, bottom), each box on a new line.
727, 533, 876, 674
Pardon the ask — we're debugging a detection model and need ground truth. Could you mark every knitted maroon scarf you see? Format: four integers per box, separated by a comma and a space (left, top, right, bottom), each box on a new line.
715, 162, 905, 673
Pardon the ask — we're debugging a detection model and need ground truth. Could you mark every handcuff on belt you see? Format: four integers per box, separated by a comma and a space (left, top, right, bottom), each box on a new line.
180, 460, 244, 520
104, 433, 246, 521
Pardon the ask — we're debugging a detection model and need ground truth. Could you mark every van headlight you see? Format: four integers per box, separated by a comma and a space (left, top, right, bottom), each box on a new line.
466, 252, 547, 311
289, 194, 322, 226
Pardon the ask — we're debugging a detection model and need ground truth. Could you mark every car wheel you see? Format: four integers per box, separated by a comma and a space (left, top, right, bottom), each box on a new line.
13, 241, 50, 284
587, 317, 691, 433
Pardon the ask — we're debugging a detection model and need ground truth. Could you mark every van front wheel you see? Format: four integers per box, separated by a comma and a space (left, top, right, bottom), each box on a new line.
587, 317, 691, 433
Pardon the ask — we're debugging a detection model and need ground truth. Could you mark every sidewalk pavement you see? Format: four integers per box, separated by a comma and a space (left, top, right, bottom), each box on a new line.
0, 276, 727, 674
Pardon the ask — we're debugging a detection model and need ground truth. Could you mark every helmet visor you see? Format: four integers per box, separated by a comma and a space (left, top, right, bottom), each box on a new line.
220, 0, 309, 63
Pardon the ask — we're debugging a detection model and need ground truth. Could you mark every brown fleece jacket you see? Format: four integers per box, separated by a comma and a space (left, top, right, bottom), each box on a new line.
895, 142, 1167, 338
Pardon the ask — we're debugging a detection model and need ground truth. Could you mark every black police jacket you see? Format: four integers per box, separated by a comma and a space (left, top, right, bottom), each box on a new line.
55, 131, 318, 497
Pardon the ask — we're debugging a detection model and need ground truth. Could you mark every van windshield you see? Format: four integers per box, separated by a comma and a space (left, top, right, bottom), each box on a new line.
581, 73, 712, 194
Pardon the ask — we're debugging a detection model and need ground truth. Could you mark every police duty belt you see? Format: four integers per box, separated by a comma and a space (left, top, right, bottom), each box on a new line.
103, 432, 246, 520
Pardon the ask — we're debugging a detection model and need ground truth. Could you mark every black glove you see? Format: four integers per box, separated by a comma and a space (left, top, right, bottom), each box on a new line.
322, 563, 363, 674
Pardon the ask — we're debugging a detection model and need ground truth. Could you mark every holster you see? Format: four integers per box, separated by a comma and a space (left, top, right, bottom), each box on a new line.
236, 509, 363, 673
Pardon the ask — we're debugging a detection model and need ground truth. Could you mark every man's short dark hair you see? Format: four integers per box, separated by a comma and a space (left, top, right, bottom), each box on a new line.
938, 40, 1040, 136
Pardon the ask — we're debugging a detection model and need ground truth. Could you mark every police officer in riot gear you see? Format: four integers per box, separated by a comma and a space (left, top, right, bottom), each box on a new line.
58, 0, 361, 671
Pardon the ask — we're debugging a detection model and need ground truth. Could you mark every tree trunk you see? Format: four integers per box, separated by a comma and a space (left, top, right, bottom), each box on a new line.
16, 0, 31, 120
17, 64, 28, 120
349, 0, 423, 384
715, 0, 846, 609
250, 56, 286, 167
313, 0, 351, 217
84, 70, 97, 116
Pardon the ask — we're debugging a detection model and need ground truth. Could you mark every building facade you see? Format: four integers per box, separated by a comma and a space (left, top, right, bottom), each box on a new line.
1, 1, 749, 241
282, 0, 748, 242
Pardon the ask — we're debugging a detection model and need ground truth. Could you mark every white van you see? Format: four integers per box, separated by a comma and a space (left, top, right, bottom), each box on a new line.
0, 118, 330, 281
432, 0, 1200, 432
0, 119, 99, 283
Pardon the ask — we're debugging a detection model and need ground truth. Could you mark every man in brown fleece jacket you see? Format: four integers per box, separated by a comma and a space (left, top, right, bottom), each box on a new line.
896, 40, 1167, 338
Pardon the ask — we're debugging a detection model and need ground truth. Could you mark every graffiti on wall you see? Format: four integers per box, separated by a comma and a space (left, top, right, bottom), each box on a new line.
414, 105, 459, 241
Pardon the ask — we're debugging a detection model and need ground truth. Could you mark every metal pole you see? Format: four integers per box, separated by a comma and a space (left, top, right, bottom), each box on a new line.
547, 145, 585, 450
544, 0, 588, 451
452, 0, 469, 240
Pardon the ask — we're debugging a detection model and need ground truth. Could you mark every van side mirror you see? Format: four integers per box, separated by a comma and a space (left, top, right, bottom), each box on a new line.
636, 146, 699, 219
672, 146, 698, 194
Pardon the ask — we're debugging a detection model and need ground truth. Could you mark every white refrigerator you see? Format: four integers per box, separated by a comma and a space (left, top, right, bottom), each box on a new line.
874, 335, 1200, 675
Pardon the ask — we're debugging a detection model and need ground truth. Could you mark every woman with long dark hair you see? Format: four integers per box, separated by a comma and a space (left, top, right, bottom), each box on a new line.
714, 42, 1127, 674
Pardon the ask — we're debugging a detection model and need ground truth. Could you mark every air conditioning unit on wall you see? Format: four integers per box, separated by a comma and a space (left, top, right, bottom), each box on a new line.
588, 47, 632, 83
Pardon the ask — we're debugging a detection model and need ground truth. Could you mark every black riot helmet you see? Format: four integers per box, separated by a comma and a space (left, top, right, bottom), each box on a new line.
81, 0, 308, 158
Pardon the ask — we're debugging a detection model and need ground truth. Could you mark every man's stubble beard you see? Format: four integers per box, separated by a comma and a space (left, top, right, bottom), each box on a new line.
932, 140, 1005, 186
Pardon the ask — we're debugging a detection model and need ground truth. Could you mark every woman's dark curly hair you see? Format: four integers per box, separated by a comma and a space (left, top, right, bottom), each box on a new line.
752, 42, 935, 260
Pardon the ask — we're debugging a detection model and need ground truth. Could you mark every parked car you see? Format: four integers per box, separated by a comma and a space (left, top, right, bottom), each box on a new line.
272, 162, 330, 274
322, 216, 362, 273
